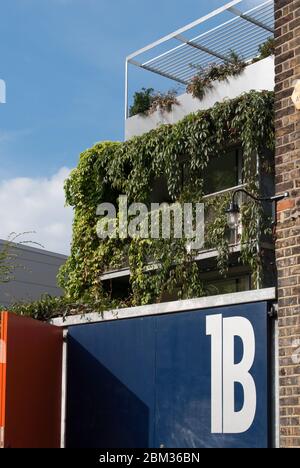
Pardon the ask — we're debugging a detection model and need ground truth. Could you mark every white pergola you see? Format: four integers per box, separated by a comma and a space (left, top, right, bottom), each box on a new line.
125, 0, 274, 118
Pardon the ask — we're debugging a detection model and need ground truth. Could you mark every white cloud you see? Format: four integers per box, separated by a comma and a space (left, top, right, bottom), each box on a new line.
0, 128, 33, 144
0, 79, 6, 104
0, 168, 73, 255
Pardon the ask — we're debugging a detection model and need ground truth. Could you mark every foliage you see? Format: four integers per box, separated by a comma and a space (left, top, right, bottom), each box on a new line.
8, 294, 128, 322
187, 52, 246, 100
8, 295, 71, 321
130, 40, 274, 113
253, 37, 275, 63
186, 71, 212, 101
56, 90, 274, 311
129, 88, 154, 116
149, 90, 179, 114
0, 233, 42, 284
0, 239, 15, 284
130, 88, 179, 116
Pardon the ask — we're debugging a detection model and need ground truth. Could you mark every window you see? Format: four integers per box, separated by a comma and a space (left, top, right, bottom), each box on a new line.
151, 149, 243, 204
203, 149, 243, 195
205, 276, 251, 296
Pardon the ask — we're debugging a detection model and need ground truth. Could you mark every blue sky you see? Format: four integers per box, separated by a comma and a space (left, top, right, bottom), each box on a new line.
0, 0, 259, 253
0, 0, 261, 178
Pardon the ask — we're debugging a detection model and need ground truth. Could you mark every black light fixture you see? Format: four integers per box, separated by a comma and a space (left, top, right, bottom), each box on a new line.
226, 189, 290, 230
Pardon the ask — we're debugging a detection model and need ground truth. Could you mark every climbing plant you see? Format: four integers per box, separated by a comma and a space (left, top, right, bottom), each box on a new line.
56, 90, 275, 310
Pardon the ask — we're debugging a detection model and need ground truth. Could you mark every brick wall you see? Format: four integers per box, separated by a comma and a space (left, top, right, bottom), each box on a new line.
275, 0, 300, 449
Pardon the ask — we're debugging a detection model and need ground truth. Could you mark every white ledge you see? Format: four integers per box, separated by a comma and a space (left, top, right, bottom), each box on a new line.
51, 287, 276, 328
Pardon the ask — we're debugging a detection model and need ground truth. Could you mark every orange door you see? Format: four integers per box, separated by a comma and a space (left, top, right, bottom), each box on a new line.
0, 312, 63, 448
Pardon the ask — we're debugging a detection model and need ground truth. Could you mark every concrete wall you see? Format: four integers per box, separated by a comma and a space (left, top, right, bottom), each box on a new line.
125, 57, 275, 140
0, 240, 67, 307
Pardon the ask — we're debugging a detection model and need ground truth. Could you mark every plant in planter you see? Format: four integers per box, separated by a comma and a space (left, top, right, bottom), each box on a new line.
226, 51, 247, 75
187, 52, 246, 100
148, 89, 179, 114
207, 53, 246, 82
130, 88, 179, 117
186, 68, 213, 100
129, 88, 155, 117
252, 37, 275, 63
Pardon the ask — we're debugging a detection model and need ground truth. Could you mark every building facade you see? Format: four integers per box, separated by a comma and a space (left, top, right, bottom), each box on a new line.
106, 0, 300, 447
55, 0, 283, 448
275, 0, 300, 449
2, 0, 300, 449
0, 240, 67, 307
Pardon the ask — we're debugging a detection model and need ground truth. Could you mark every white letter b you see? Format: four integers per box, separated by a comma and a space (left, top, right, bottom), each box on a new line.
206, 315, 257, 434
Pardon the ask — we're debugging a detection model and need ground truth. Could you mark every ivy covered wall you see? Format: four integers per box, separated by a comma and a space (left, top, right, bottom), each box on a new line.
58, 90, 275, 310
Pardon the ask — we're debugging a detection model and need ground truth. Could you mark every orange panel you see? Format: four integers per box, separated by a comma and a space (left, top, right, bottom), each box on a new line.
0, 311, 8, 448
3, 313, 63, 448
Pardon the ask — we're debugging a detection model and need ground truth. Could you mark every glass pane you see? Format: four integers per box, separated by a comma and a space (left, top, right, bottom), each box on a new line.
203, 150, 239, 195
205, 275, 250, 296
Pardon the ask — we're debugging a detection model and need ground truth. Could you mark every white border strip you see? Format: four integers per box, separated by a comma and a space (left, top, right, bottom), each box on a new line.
0, 427, 4, 449
60, 330, 68, 449
0, 339, 6, 365
51, 287, 276, 328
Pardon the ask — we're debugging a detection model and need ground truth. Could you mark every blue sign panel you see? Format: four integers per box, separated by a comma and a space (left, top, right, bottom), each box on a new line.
66, 317, 157, 448
66, 302, 269, 448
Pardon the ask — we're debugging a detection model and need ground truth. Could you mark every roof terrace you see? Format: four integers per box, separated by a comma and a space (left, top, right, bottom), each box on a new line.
125, 0, 275, 138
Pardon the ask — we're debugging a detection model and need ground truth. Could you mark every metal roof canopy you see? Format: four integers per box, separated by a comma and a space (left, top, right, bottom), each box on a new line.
125, 0, 274, 118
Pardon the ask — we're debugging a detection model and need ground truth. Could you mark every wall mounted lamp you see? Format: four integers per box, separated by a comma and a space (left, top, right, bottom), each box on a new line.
225, 189, 290, 230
